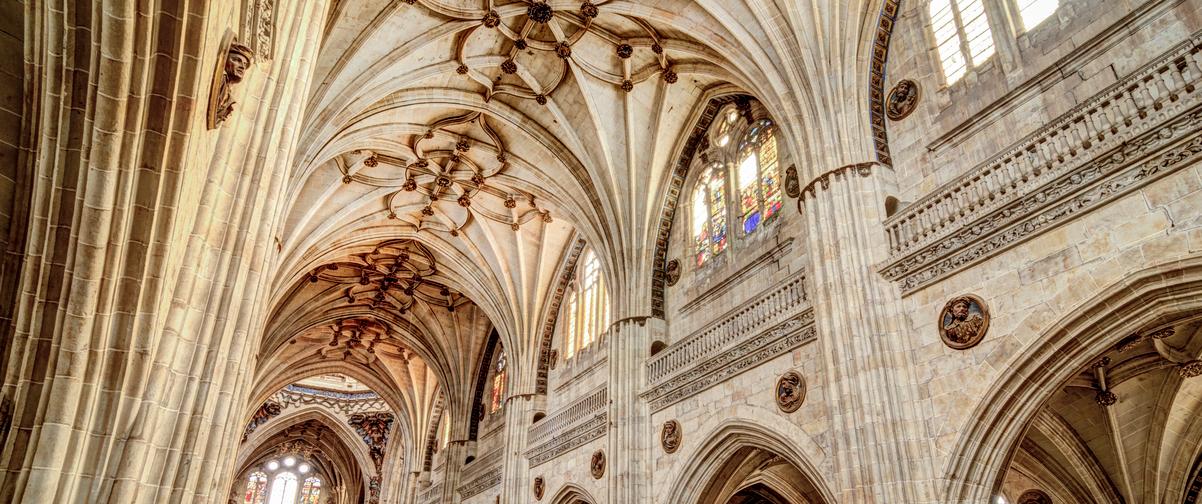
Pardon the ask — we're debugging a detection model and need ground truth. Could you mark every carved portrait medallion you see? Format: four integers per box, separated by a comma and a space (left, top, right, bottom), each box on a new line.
885, 79, 920, 121
660, 420, 682, 454
533, 476, 545, 500
665, 259, 681, 287
775, 371, 806, 413
784, 164, 801, 198
938, 294, 990, 350
590, 449, 606, 479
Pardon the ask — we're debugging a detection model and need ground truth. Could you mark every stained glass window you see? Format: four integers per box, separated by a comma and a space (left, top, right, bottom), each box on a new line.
300, 477, 321, 504
562, 249, 610, 358
692, 166, 728, 266
929, 0, 995, 84
489, 350, 507, 413
245, 471, 268, 504
736, 120, 782, 235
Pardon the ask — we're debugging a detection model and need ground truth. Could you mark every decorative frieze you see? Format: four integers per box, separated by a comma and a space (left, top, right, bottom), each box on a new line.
457, 466, 502, 498
525, 411, 607, 468
883, 33, 1202, 293
419, 482, 443, 504
642, 310, 816, 412
648, 274, 808, 384
271, 385, 388, 416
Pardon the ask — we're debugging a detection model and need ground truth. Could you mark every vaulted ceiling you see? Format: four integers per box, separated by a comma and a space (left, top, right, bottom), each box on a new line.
252, 0, 889, 484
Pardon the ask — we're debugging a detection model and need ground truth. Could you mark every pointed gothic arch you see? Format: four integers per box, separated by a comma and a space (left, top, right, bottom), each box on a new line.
943, 257, 1202, 502
664, 419, 836, 504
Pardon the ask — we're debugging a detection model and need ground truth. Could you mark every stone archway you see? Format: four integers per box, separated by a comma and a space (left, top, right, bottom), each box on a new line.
548, 483, 598, 504
943, 257, 1202, 502
665, 420, 835, 504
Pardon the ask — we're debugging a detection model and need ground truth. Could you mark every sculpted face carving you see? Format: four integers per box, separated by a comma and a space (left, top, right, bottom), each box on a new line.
207, 35, 255, 129
1017, 489, 1052, 504
590, 449, 606, 479
532, 476, 545, 499
938, 294, 990, 350
775, 371, 806, 413
660, 419, 682, 453
664, 259, 681, 287
886, 79, 920, 121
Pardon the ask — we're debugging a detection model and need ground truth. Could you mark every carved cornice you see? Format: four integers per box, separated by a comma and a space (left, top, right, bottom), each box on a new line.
796, 162, 876, 205
272, 385, 389, 416
883, 33, 1202, 293
642, 310, 817, 412
884, 105, 1202, 293
524, 411, 608, 468
420, 482, 443, 504
457, 466, 502, 498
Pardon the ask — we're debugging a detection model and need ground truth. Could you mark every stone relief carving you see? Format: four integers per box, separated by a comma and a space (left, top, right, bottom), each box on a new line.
938, 295, 989, 350
533, 476, 545, 499
885, 79, 920, 121
243, 0, 275, 60
664, 259, 681, 287
241, 400, 282, 441
207, 34, 254, 129
775, 371, 806, 413
590, 449, 606, 479
784, 164, 800, 198
1017, 489, 1053, 504
660, 419, 682, 454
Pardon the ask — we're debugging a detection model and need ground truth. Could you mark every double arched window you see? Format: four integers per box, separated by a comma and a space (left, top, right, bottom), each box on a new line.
243, 455, 320, 504
927, 0, 1063, 84
690, 104, 784, 267
563, 249, 610, 358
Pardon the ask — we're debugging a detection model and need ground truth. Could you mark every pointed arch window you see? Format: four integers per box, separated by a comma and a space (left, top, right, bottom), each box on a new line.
929, 0, 995, 83
244, 471, 268, 504
691, 166, 728, 266
1016, 0, 1059, 30
267, 472, 299, 504
489, 350, 507, 414
299, 477, 322, 504
735, 120, 782, 235
563, 249, 610, 358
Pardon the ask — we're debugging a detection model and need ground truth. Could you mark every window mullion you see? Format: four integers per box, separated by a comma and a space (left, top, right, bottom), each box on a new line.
948, 0, 973, 68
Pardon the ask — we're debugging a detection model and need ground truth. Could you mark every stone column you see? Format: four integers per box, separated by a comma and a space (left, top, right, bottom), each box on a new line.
799, 163, 936, 502
500, 394, 535, 503
439, 439, 469, 503
606, 317, 657, 503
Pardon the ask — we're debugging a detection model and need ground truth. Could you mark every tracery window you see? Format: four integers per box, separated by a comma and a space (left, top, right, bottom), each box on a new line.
691, 166, 728, 266
299, 477, 322, 504
489, 350, 507, 414
929, 0, 996, 83
563, 249, 611, 357
251, 453, 316, 504
244, 471, 268, 504
268, 472, 298, 504
1015, 0, 1059, 30
735, 120, 782, 235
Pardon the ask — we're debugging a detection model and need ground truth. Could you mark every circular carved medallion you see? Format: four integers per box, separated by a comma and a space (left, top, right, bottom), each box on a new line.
533, 476, 545, 500
938, 294, 990, 350
661, 420, 682, 454
775, 371, 806, 413
590, 449, 606, 479
886, 79, 920, 121
664, 259, 681, 287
